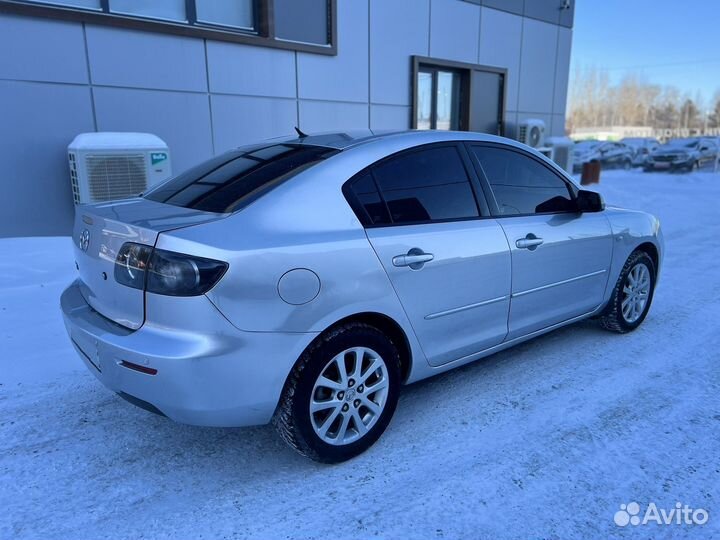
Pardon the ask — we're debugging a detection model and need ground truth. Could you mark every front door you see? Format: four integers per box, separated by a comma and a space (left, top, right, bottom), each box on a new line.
347, 143, 511, 366
468, 143, 613, 339
498, 213, 613, 338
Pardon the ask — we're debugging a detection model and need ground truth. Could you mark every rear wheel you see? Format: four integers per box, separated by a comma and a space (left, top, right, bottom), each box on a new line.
600, 250, 656, 333
273, 322, 401, 463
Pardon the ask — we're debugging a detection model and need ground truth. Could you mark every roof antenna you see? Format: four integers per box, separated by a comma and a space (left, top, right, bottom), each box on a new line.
294, 126, 308, 138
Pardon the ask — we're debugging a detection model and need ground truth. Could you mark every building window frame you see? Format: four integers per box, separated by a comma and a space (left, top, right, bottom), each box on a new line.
411, 56, 507, 135
0, 0, 337, 55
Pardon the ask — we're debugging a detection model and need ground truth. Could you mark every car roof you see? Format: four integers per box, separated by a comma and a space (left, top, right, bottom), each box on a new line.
268, 129, 579, 189
270, 129, 530, 151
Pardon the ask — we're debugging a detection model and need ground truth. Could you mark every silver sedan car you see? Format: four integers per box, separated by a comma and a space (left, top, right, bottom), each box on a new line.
61, 130, 663, 463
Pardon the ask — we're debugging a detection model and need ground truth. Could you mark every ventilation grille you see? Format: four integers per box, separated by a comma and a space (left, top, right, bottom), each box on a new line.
85, 154, 148, 202
68, 152, 80, 205
518, 125, 527, 144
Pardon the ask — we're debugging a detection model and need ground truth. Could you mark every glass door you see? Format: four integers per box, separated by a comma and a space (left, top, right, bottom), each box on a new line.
416, 67, 462, 130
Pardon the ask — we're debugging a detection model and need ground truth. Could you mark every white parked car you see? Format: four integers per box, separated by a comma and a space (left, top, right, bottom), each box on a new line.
61, 131, 663, 462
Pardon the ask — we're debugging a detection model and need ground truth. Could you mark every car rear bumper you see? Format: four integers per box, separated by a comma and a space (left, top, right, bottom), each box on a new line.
60, 279, 316, 427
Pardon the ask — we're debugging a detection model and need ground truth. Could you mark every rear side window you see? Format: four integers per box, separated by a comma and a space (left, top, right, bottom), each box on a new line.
470, 145, 575, 216
145, 144, 338, 213
347, 173, 392, 226
368, 145, 479, 225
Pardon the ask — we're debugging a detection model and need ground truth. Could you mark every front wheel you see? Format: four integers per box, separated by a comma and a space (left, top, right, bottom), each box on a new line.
600, 250, 656, 333
273, 322, 401, 463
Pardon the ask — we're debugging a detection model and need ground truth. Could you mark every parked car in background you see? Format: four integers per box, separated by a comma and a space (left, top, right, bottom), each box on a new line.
621, 137, 660, 167
61, 130, 663, 463
645, 137, 719, 172
573, 140, 634, 172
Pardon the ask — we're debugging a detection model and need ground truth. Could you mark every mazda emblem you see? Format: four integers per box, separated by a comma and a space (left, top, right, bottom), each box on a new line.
79, 229, 90, 252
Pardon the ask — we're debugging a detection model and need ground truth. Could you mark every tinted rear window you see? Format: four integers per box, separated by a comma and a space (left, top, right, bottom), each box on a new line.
145, 144, 338, 213
348, 173, 392, 226
371, 146, 479, 224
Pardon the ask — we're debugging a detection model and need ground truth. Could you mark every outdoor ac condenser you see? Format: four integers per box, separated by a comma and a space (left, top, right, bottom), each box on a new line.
517, 118, 546, 149
67, 132, 172, 205
543, 136, 575, 174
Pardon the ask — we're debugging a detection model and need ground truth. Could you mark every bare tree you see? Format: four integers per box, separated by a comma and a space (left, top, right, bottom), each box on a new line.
568, 65, 716, 133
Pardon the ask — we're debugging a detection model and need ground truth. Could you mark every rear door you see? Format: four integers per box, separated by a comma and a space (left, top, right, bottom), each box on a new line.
467, 143, 613, 339
347, 143, 512, 367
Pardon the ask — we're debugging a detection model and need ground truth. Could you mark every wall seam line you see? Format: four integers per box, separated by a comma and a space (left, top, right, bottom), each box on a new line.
367, 0, 371, 128
81, 22, 98, 131
295, 51, 300, 128
203, 39, 216, 154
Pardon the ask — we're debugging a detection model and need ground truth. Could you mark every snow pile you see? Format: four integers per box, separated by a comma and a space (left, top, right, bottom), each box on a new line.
1, 170, 718, 539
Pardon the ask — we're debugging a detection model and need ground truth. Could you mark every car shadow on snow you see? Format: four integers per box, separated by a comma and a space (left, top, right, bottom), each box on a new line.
10, 315, 627, 512
79, 317, 609, 470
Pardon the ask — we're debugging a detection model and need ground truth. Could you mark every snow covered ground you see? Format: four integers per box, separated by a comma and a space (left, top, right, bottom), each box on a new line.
1, 169, 719, 539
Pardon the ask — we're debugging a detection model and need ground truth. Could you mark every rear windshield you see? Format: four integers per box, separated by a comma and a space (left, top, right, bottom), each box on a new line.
144, 144, 338, 213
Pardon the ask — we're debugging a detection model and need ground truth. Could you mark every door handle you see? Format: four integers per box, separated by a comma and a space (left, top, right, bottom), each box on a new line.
516, 235, 544, 250
392, 248, 434, 269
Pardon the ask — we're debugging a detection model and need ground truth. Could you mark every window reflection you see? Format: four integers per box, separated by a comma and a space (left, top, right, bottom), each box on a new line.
417, 72, 433, 130
416, 67, 461, 130
436, 71, 459, 130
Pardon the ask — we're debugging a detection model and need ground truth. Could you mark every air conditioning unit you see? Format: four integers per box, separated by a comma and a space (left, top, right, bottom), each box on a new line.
543, 136, 574, 173
517, 119, 546, 149
67, 132, 172, 205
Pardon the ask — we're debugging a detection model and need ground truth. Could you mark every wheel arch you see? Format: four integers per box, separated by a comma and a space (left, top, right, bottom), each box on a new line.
635, 241, 659, 273
289, 311, 413, 386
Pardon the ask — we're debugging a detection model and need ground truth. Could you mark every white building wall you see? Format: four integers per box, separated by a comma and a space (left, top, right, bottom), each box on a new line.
0, 0, 572, 237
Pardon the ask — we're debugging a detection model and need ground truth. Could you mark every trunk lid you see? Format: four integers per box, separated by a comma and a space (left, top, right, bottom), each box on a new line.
72, 197, 224, 329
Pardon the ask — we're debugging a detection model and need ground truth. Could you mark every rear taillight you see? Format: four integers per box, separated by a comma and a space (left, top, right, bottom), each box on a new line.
115, 243, 228, 296
115, 243, 151, 289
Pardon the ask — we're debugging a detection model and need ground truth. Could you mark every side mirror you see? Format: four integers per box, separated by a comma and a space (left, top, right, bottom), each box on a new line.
576, 189, 605, 213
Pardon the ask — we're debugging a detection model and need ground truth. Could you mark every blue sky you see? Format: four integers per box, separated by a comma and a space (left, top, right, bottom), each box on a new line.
571, 0, 720, 105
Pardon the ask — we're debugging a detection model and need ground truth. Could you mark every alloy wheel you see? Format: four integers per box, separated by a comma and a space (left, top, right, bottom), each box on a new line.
310, 347, 389, 445
621, 262, 651, 323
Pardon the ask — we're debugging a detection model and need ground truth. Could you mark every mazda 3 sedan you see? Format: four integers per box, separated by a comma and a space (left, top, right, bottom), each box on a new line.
61, 130, 663, 463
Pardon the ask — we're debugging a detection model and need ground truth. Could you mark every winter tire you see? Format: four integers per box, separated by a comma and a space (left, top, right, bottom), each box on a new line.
600, 250, 656, 333
273, 322, 401, 463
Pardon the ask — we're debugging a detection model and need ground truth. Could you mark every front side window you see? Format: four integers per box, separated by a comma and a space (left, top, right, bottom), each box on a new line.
369, 146, 479, 225
470, 145, 575, 216
145, 144, 338, 213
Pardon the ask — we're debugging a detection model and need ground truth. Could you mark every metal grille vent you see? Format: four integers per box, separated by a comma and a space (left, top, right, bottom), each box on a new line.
518, 125, 527, 144
85, 154, 147, 202
68, 152, 80, 204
